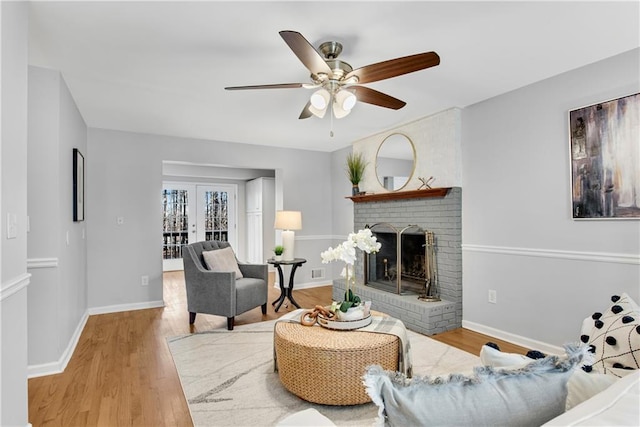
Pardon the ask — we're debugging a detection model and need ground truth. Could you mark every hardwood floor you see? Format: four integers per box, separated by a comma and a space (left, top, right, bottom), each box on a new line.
28, 271, 527, 426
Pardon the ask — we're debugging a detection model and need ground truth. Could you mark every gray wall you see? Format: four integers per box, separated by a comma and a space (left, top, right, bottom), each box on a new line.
27, 66, 88, 370
0, 2, 30, 425
462, 48, 640, 350
86, 129, 337, 309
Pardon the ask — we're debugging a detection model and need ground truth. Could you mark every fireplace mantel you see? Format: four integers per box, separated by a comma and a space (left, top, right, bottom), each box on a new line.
347, 187, 451, 203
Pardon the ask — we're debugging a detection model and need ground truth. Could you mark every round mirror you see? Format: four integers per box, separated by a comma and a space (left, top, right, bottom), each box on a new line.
375, 133, 416, 191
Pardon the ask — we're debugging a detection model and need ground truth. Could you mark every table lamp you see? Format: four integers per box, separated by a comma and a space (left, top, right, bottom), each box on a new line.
274, 210, 302, 261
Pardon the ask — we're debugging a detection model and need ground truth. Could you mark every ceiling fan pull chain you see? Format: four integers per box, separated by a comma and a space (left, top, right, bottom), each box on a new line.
330, 92, 335, 137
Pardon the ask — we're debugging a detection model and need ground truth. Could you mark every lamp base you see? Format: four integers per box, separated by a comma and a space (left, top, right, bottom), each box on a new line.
281, 230, 295, 261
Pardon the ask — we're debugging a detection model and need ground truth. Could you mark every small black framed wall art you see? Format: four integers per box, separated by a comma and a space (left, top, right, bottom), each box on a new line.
73, 148, 85, 221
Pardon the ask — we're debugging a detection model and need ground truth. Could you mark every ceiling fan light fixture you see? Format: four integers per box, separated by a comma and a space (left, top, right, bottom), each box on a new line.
332, 100, 352, 119
310, 88, 329, 110
336, 89, 357, 111
309, 103, 327, 118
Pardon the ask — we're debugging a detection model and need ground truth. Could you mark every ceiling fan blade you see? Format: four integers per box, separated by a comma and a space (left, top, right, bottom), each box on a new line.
351, 86, 406, 110
225, 83, 304, 90
345, 52, 440, 84
299, 101, 313, 119
279, 30, 333, 76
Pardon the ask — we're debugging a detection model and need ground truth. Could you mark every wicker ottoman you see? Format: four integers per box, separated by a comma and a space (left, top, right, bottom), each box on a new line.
274, 321, 399, 405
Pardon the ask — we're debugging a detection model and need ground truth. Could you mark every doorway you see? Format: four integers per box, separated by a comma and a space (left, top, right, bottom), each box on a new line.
162, 182, 237, 271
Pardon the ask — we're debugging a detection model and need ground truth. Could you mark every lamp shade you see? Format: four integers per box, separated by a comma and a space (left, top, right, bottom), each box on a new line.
274, 211, 302, 231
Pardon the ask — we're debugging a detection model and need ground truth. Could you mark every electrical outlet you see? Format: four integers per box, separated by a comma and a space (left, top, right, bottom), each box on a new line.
488, 290, 497, 304
141, 275, 149, 286
116, 216, 125, 225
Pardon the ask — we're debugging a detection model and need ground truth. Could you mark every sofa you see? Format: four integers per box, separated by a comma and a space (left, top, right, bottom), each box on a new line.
277, 293, 640, 426
278, 371, 639, 426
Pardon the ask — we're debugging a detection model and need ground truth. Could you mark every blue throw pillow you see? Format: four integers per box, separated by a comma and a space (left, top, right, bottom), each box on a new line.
364, 344, 589, 427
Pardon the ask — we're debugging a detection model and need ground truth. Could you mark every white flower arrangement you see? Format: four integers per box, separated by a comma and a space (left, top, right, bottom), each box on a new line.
320, 228, 381, 313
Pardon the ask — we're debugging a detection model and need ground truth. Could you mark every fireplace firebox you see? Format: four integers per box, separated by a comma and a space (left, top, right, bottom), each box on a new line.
365, 223, 439, 300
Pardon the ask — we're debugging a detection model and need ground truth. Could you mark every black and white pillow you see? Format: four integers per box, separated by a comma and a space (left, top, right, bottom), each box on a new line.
580, 293, 640, 378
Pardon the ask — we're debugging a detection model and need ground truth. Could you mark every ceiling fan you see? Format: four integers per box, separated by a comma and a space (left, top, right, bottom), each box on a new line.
225, 31, 440, 121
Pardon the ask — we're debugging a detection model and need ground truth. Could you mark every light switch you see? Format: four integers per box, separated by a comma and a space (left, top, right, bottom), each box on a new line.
6, 213, 17, 239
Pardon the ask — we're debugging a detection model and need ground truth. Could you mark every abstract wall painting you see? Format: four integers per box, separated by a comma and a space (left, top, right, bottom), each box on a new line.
569, 93, 639, 219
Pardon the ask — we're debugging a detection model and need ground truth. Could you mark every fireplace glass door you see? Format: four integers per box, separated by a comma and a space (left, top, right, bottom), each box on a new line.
365, 223, 432, 295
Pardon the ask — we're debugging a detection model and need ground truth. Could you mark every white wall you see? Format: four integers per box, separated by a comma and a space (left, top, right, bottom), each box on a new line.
462, 48, 640, 351
87, 129, 336, 310
353, 108, 462, 193
26, 65, 88, 374
0, 2, 30, 425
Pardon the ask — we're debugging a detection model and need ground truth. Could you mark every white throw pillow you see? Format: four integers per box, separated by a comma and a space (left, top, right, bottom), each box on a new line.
565, 368, 617, 410
202, 246, 243, 279
480, 344, 616, 411
479, 344, 531, 369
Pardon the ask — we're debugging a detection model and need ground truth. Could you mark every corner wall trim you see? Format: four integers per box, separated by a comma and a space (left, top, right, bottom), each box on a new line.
28, 310, 89, 378
462, 320, 564, 356
88, 300, 165, 316
0, 273, 31, 302
27, 257, 59, 269
462, 244, 639, 265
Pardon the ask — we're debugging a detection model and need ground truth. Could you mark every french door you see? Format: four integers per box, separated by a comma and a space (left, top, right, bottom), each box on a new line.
162, 182, 237, 271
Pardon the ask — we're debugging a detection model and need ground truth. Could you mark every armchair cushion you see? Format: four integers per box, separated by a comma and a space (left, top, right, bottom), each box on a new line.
202, 246, 243, 279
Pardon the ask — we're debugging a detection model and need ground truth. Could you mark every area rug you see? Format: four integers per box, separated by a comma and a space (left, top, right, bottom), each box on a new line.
167, 318, 480, 427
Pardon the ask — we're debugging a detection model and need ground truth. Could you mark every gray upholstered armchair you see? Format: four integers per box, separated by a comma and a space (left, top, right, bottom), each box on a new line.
183, 241, 268, 330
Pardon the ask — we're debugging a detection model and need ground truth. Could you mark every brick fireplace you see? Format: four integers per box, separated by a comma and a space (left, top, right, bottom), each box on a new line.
332, 187, 462, 335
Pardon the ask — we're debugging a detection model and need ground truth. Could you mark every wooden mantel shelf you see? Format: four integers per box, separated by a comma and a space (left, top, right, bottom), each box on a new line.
347, 187, 451, 203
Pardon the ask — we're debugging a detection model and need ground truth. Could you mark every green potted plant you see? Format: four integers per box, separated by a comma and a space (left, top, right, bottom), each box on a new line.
346, 152, 367, 196
273, 245, 284, 261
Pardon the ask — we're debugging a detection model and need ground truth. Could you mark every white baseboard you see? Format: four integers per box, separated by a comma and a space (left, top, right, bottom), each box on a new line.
462, 320, 564, 356
273, 281, 332, 291
28, 300, 165, 378
88, 300, 165, 315
28, 310, 89, 378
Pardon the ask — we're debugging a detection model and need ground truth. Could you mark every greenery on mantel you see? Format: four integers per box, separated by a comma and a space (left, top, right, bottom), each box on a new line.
345, 152, 367, 185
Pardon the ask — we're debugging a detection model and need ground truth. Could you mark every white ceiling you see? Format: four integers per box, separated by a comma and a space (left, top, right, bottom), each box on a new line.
28, 1, 639, 153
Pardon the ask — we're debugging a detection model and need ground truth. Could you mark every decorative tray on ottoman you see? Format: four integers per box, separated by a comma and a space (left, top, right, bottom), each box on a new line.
317, 313, 372, 330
